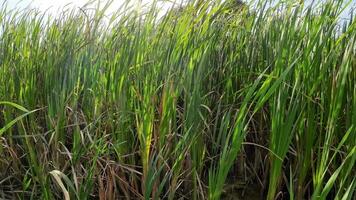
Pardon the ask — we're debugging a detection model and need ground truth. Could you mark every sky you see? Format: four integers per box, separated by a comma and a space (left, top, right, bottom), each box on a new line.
1, 0, 159, 14
1, 0, 355, 20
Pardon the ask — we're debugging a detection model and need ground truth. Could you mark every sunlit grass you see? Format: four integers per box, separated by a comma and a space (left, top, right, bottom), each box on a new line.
0, 0, 355, 199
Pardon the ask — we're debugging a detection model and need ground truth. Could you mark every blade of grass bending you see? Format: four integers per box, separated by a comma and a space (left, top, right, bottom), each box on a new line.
50, 170, 70, 200
0, 108, 42, 136
0, 101, 30, 112
50, 170, 79, 200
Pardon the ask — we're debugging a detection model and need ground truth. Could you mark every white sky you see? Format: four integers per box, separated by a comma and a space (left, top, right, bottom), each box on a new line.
1, 0, 180, 19
1, 0, 355, 19
3, 0, 134, 9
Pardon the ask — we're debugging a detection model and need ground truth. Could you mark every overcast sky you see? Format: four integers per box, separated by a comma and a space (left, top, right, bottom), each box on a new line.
1, 0, 355, 19
1, 0, 157, 14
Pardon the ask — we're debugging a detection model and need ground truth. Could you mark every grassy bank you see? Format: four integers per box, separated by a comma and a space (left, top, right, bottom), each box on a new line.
0, 0, 355, 199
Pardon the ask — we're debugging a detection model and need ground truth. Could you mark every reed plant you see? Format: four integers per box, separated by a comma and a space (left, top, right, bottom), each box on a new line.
0, 0, 355, 199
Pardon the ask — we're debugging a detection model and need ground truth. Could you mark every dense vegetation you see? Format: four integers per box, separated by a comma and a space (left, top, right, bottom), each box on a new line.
0, 0, 355, 199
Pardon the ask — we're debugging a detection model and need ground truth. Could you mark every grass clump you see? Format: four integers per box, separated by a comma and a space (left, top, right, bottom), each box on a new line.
0, 0, 355, 199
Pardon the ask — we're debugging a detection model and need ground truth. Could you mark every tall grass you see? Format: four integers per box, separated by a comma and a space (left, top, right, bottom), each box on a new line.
0, 0, 355, 199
